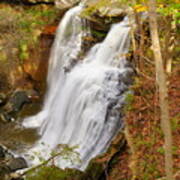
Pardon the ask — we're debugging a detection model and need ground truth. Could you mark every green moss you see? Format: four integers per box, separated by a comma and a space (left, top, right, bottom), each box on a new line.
156, 147, 165, 155
91, 29, 106, 38
0, 52, 7, 62
81, 0, 111, 18
24, 145, 83, 180
124, 92, 134, 112
171, 114, 180, 131
24, 155, 105, 180
0, 4, 58, 64
19, 41, 29, 61
25, 160, 104, 180
17, 6, 58, 60
139, 158, 161, 180
25, 166, 81, 180
135, 139, 155, 149
82, 160, 104, 180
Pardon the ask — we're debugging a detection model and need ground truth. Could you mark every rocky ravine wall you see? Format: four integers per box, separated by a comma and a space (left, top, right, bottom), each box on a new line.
0, 0, 126, 122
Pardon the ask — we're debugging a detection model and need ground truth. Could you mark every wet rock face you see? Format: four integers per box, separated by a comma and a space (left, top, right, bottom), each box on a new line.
7, 157, 27, 172
7, 91, 31, 113
0, 145, 27, 180
23, 33, 54, 84
80, 0, 127, 43
55, 0, 79, 9
0, 90, 39, 123
0, 146, 5, 159
84, 0, 127, 17
0, 93, 7, 107
1, 0, 55, 5
0, 73, 10, 93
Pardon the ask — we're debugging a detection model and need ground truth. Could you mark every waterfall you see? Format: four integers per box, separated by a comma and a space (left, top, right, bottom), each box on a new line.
22, 5, 133, 170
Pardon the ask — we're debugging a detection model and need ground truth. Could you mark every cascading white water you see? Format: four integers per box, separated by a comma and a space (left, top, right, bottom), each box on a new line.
22, 4, 133, 170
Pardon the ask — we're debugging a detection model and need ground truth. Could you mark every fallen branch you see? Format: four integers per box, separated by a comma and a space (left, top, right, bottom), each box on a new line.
19, 145, 79, 178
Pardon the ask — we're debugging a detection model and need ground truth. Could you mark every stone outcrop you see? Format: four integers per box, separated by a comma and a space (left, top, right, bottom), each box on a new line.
84, 0, 127, 17
0, 93, 6, 107
0, 0, 54, 5
80, 0, 127, 40
0, 145, 27, 180
7, 157, 27, 172
0, 89, 39, 123
55, 0, 79, 9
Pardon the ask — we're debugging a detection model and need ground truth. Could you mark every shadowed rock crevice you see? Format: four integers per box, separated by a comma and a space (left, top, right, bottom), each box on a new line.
0, 0, 54, 6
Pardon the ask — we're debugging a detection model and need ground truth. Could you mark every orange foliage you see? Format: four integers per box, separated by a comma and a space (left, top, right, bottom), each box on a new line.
43, 25, 57, 35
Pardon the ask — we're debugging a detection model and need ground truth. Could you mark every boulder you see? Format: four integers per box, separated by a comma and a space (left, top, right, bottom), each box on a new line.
83, 0, 127, 17
5, 91, 31, 113
7, 157, 28, 172
0, 146, 27, 179
0, 113, 15, 123
55, 0, 80, 9
0, 146, 5, 159
99, 4, 126, 18
80, 0, 126, 41
0, 93, 6, 106
0, 165, 11, 179
0, 145, 14, 160
0, 90, 38, 122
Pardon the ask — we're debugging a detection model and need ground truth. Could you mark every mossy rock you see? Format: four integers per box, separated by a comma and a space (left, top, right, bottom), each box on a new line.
25, 167, 83, 180
24, 160, 104, 180
25, 132, 125, 180
55, 0, 80, 9
80, 0, 126, 39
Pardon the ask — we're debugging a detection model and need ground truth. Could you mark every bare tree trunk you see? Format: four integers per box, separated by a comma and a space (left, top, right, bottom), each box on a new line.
165, 22, 175, 75
148, 0, 174, 180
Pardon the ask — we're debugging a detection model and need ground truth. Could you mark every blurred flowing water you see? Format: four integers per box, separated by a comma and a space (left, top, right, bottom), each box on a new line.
22, 4, 133, 170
